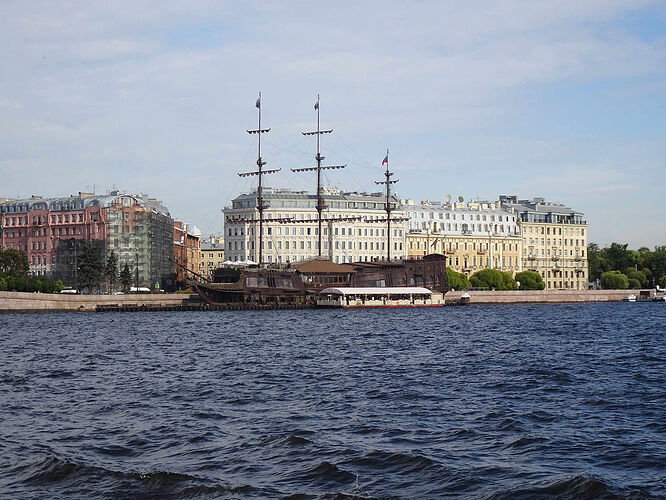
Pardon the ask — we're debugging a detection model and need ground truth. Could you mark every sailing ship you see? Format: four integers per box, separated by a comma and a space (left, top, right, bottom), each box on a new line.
192, 94, 449, 306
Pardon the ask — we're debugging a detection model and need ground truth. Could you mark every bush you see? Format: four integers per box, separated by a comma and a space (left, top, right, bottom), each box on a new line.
0, 275, 64, 293
470, 269, 516, 290
600, 270, 629, 290
627, 278, 641, 289
659, 275, 666, 288
624, 267, 649, 288
446, 268, 471, 290
515, 271, 545, 290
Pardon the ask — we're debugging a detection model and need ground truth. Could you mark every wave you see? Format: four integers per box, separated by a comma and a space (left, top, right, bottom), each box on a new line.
347, 450, 436, 475
484, 473, 648, 500
44, 370, 74, 379
502, 434, 549, 452
0, 372, 28, 386
7, 455, 250, 498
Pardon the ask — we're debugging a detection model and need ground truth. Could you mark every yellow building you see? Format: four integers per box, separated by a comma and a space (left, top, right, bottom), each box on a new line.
200, 235, 225, 281
500, 196, 588, 290
406, 232, 523, 277
403, 199, 523, 278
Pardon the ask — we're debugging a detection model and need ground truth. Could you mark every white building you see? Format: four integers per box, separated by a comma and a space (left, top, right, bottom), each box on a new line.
401, 199, 521, 237
223, 187, 407, 264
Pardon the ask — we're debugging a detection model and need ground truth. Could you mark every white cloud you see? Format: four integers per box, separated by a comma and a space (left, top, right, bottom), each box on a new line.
1, 0, 665, 244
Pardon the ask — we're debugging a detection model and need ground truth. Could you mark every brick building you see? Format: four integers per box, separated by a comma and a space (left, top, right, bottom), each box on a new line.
174, 221, 202, 287
0, 191, 174, 289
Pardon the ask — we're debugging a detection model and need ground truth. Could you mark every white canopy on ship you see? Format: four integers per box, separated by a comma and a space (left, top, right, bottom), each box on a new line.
319, 287, 433, 296
223, 259, 258, 267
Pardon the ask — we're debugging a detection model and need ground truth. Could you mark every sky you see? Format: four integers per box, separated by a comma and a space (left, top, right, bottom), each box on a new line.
1, 1, 665, 248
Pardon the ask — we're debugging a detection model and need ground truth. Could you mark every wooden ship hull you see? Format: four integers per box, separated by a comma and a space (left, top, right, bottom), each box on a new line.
192, 269, 308, 306
192, 254, 449, 306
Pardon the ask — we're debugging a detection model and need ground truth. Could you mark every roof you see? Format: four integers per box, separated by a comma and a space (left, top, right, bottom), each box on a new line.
0, 192, 171, 217
291, 259, 355, 273
319, 287, 433, 296
201, 243, 224, 251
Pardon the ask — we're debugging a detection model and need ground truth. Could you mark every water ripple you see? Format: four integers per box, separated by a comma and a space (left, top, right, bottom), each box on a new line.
0, 303, 665, 498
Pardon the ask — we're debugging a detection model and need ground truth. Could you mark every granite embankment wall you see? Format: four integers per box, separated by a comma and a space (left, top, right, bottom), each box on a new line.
0, 291, 201, 312
0, 289, 652, 312
444, 289, 652, 304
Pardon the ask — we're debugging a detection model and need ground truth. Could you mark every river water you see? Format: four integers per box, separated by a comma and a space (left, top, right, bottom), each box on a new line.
1, 303, 664, 498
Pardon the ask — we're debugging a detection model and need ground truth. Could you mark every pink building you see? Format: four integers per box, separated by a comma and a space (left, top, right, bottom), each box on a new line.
0, 194, 107, 276
1, 192, 173, 288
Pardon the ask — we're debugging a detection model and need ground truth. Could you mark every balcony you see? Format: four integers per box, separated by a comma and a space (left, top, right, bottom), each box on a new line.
477, 249, 486, 255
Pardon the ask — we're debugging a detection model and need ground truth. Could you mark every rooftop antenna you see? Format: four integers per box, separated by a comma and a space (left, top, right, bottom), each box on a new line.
291, 94, 345, 257
375, 149, 399, 262
239, 92, 280, 266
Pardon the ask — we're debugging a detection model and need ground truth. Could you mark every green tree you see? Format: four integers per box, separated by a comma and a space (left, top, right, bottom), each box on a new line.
120, 262, 132, 292
651, 246, 666, 284
105, 250, 118, 292
600, 270, 629, 290
659, 275, 666, 288
587, 243, 607, 282
603, 243, 637, 272
515, 271, 545, 290
470, 269, 516, 290
78, 242, 105, 293
446, 268, 471, 290
0, 249, 29, 278
624, 267, 649, 288
627, 278, 641, 289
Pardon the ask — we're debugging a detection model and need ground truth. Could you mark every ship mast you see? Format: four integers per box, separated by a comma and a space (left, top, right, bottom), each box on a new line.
375, 149, 398, 262
292, 95, 345, 257
239, 92, 280, 266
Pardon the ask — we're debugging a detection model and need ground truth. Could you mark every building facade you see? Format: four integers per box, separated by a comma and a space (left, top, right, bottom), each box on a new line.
0, 191, 174, 289
402, 200, 523, 277
223, 188, 407, 265
108, 194, 174, 289
174, 221, 202, 286
499, 196, 588, 290
200, 235, 225, 281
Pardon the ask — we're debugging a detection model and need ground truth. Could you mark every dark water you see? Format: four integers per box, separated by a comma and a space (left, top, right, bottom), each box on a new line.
1, 303, 665, 499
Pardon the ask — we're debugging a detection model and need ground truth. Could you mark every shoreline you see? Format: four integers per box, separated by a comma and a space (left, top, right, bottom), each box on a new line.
0, 289, 658, 313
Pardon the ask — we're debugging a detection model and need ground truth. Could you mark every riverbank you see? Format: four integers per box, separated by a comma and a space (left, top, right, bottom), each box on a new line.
0, 290, 203, 313
0, 289, 657, 312
444, 289, 654, 304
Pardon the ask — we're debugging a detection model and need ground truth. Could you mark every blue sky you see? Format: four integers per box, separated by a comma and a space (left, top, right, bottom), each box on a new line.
1, 1, 665, 247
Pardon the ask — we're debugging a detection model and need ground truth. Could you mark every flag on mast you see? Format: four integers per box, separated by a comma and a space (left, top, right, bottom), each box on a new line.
314, 98, 319, 110
256, 97, 261, 109
382, 154, 388, 165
